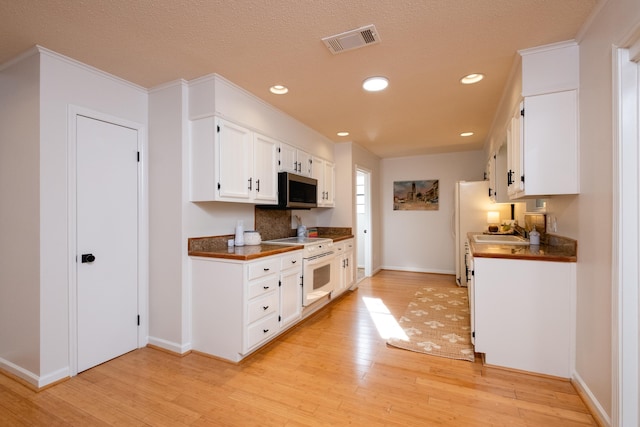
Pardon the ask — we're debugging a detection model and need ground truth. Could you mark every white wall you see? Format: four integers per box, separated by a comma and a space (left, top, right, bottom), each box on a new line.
0, 51, 41, 376
567, 0, 639, 419
0, 47, 149, 386
148, 81, 188, 352
381, 151, 486, 273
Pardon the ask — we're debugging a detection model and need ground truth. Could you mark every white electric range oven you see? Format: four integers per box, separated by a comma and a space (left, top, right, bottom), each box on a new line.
264, 237, 335, 306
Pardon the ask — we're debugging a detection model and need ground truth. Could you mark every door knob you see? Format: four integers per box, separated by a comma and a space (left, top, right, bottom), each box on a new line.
81, 253, 96, 263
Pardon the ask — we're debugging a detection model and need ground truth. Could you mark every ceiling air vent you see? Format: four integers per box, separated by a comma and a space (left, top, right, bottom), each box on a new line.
322, 24, 381, 54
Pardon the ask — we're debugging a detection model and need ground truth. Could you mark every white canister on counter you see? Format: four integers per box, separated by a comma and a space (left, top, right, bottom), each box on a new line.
244, 231, 262, 245
297, 225, 307, 238
234, 220, 245, 246
529, 225, 540, 245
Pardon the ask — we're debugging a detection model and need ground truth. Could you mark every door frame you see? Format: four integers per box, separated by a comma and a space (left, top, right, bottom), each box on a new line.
355, 166, 372, 280
612, 27, 640, 427
67, 105, 148, 376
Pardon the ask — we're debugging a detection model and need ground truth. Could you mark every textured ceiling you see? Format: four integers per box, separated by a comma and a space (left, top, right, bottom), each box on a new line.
0, 0, 598, 158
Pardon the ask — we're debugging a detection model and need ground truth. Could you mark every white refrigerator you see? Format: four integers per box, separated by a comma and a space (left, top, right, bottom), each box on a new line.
454, 181, 494, 286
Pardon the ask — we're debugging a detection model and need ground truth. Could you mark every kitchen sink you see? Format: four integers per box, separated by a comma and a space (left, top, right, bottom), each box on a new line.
473, 234, 529, 245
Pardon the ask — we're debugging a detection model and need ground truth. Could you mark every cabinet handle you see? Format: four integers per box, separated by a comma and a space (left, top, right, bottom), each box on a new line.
262, 305, 269, 310
248, 177, 252, 190
263, 286, 270, 290
291, 260, 297, 264
256, 179, 260, 192
263, 268, 270, 271
346, 259, 349, 267
263, 329, 269, 334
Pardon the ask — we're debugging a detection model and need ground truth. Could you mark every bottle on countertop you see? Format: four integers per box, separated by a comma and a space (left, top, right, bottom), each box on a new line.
529, 225, 540, 245
234, 220, 245, 246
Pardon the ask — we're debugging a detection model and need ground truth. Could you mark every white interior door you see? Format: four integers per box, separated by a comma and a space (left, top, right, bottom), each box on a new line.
76, 115, 139, 373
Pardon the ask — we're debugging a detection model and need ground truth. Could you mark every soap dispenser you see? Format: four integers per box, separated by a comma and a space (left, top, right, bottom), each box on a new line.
529, 225, 540, 245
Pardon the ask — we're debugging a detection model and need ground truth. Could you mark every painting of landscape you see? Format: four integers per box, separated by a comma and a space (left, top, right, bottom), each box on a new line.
393, 180, 439, 211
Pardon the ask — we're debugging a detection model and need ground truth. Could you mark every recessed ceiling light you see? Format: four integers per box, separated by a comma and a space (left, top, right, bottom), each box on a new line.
362, 76, 389, 92
269, 84, 288, 94
460, 132, 474, 137
460, 73, 484, 84
337, 131, 350, 137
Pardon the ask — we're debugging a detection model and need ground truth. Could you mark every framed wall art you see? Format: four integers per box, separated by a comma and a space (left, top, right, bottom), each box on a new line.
393, 179, 439, 211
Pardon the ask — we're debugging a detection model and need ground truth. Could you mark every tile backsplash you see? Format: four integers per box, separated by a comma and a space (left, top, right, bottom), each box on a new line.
254, 208, 296, 241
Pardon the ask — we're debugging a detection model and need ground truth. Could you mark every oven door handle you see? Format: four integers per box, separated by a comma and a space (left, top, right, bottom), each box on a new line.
305, 251, 335, 263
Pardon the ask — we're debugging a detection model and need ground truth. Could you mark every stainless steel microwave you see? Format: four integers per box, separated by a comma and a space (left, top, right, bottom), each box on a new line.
274, 172, 318, 209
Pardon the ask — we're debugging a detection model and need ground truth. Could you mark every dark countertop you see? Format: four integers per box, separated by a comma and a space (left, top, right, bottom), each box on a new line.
188, 229, 353, 261
189, 243, 302, 261
468, 232, 577, 263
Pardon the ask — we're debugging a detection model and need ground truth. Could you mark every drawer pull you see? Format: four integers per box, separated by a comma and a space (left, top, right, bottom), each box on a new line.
291, 260, 297, 264
263, 329, 269, 334
262, 305, 269, 310
263, 268, 270, 271
263, 286, 270, 290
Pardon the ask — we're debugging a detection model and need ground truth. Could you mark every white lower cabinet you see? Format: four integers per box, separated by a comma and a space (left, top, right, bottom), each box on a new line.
279, 252, 303, 328
333, 239, 354, 297
191, 251, 302, 362
471, 256, 576, 378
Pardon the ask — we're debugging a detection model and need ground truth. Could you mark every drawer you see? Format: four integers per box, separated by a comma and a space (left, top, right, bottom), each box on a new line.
280, 252, 302, 271
248, 258, 279, 281
247, 292, 278, 324
248, 276, 279, 300
246, 315, 279, 350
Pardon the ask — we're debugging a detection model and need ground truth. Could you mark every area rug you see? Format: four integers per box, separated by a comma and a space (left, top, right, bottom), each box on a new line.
387, 287, 475, 362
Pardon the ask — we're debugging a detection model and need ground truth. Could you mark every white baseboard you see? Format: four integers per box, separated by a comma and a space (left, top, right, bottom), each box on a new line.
147, 336, 191, 355
379, 265, 455, 275
0, 357, 69, 389
572, 371, 611, 427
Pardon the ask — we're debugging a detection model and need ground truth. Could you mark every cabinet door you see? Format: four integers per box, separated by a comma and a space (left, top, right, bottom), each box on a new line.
323, 161, 335, 207
278, 142, 297, 173
217, 119, 253, 201
296, 150, 313, 177
253, 133, 278, 204
312, 157, 325, 204
507, 104, 523, 198
280, 266, 302, 328
522, 90, 578, 196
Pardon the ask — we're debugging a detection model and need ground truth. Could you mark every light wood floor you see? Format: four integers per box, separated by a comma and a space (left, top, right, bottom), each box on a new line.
1, 270, 597, 426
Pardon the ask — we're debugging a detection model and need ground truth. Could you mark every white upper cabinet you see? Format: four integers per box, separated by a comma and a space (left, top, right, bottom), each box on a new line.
252, 133, 279, 203
312, 157, 335, 207
508, 41, 579, 198
189, 116, 278, 204
278, 142, 312, 177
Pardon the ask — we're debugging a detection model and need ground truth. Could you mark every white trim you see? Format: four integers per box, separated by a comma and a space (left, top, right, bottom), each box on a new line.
612, 39, 640, 427
147, 337, 192, 355
573, 371, 613, 426
0, 357, 69, 389
378, 266, 454, 275
356, 165, 373, 282
67, 106, 149, 376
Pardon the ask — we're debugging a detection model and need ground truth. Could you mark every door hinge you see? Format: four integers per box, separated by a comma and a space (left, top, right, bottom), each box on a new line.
521, 175, 525, 183
217, 182, 221, 190
217, 125, 220, 133
472, 331, 475, 338
279, 280, 282, 287
278, 315, 281, 322
520, 108, 525, 116
137, 151, 140, 162
471, 270, 474, 276
277, 147, 281, 153
137, 315, 140, 326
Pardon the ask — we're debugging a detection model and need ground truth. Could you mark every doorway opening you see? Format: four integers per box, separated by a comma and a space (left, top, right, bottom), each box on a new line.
356, 167, 372, 282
